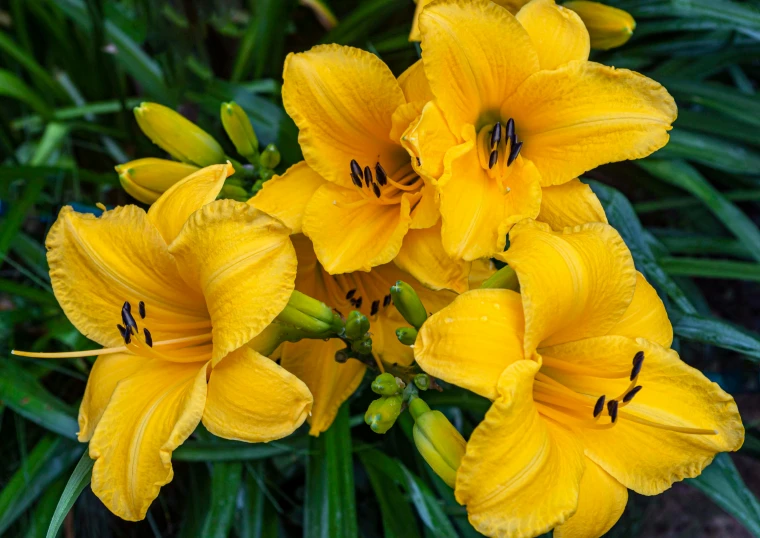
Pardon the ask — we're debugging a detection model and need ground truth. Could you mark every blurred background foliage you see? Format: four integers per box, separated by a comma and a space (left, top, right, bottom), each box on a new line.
2, 0, 760, 536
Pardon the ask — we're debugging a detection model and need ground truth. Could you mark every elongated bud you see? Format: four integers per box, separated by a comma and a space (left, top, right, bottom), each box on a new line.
480, 264, 519, 291
409, 399, 466, 488
396, 326, 418, 345
351, 337, 373, 355
413, 374, 430, 391
564, 1, 636, 50
221, 102, 259, 161
115, 158, 199, 204
259, 144, 281, 169
275, 291, 338, 335
372, 372, 401, 396
390, 281, 427, 329
134, 102, 225, 166
345, 310, 370, 340
365, 395, 403, 434
219, 184, 249, 202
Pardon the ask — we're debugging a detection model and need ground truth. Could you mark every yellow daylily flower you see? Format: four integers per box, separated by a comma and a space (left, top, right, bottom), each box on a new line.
414, 219, 744, 538
565, 1, 636, 50
115, 157, 199, 204
279, 44, 453, 283
403, 0, 676, 261
13, 163, 312, 521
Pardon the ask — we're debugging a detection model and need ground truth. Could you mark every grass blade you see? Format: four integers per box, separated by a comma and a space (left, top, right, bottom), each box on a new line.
174, 436, 307, 462
0, 69, 52, 118
200, 462, 243, 538
45, 451, 94, 538
658, 257, 760, 282
688, 453, 760, 538
657, 129, 760, 174
672, 312, 760, 362
304, 403, 358, 538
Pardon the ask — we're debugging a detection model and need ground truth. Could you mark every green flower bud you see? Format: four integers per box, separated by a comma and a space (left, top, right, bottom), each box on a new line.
372, 372, 401, 396
365, 395, 403, 434
275, 291, 338, 335
390, 281, 427, 329
345, 310, 370, 340
480, 264, 519, 291
259, 168, 275, 181
413, 374, 430, 391
260, 143, 281, 169
409, 399, 466, 488
396, 326, 418, 345
564, 1, 636, 50
221, 102, 259, 161
351, 337, 373, 355
133, 102, 225, 167
219, 184, 249, 202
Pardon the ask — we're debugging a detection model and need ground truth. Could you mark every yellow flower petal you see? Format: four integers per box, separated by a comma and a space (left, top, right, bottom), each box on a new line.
115, 158, 199, 192
516, 0, 590, 70
418, 0, 539, 132
397, 60, 433, 103
47, 205, 206, 348
410, 182, 440, 229
439, 142, 542, 261
282, 44, 408, 189
540, 335, 744, 495
280, 338, 365, 436
415, 289, 525, 399
610, 272, 673, 347
147, 162, 233, 244
537, 178, 607, 230
502, 220, 636, 353
249, 161, 327, 234
89, 359, 208, 521
395, 222, 472, 294
456, 360, 585, 537
168, 200, 297, 364
507, 61, 677, 187
78, 353, 150, 442
409, 0, 433, 41
554, 458, 628, 538
401, 101, 459, 183
302, 182, 413, 274
203, 346, 313, 441
119, 172, 162, 205
564, 1, 636, 50
390, 101, 425, 146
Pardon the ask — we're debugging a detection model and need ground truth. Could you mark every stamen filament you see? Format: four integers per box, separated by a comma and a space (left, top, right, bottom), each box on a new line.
541, 357, 631, 379
536, 402, 615, 430
617, 410, 717, 435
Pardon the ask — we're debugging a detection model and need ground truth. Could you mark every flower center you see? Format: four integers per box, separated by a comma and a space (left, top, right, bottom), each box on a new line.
532, 351, 717, 435
13, 301, 213, 363
319, 267, 393, 321
476, 118, 523, 190
339, 159, 424, 209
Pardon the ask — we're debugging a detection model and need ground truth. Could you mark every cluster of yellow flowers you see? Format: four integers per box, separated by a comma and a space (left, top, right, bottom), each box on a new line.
13, 1, 744, 537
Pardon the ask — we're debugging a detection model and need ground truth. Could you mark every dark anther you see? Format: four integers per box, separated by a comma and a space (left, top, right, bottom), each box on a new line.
607, 400, 619, 423
372, 183, 381, 198
490, 121, 502, 149
623, 385, 643, 403
371, 300, 380, 316
117, 324, 131, 345
416, 157, 421, 166
488, 150, 498, 169
507, 141, 523, 166
350, 160, 363, 181
121, 303, 138, 334
375, 163, 387, 186
506, 118, 515, 141
364, 166, 373, 187
350, 171, 363, 188
138, 301, 146, 319
630, 351, 645, 381
346, 289, 356, 300
593, 395, 606, 418
355, 297, 363, 309
144, 328, 153, 347
383, 294, 392, 307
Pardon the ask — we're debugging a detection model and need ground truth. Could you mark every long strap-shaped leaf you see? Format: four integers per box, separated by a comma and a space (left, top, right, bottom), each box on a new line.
46, 450, 93, 538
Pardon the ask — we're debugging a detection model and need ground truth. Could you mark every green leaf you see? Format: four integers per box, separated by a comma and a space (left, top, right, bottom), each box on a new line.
0, 69, 52, 118
675, 109, 760, 147
200, 462, 243, 538
0, 279, 56, 305
650, 230, 751, 260
237, 463, 279, 538
360, 447, 458, 538
0, 436, 83, 535
46, 451, 94, 538
173, 436, 307, 461
0, 361, 79, 439
656, 129, 760, 174
658, 257, 760, 282
321, 0, 408, 45
639, 159, 760, 262
588, 181, 698, 314
359, 451, 421, 538
688, 453, 760, 538
304, 403, 358, 538
0, 31, 67, 102
23, 476, 67, 538
672, 311, 760, 362
668, 0, 760, 39
660, 78, 760, 129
